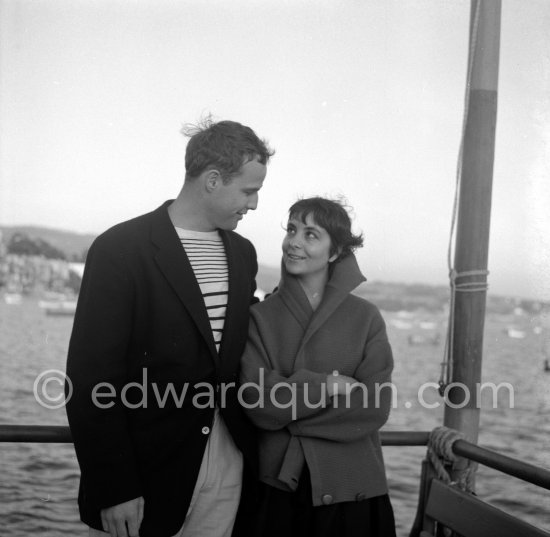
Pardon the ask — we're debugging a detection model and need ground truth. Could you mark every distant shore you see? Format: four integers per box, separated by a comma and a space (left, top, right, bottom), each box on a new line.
2, 224, 548, 315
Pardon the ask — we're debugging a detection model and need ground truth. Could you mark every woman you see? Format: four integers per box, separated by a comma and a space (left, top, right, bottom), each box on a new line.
240, 197, 396, 537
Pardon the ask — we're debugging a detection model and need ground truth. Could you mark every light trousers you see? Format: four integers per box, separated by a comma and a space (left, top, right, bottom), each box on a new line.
89, 409, 243, 537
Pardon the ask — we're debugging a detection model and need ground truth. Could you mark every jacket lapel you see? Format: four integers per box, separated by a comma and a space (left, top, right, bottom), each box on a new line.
150, 202, 219, 365
217, 230, 246, 371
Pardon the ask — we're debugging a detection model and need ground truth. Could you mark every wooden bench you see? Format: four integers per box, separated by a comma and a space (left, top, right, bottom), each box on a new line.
420, 478, 550, 537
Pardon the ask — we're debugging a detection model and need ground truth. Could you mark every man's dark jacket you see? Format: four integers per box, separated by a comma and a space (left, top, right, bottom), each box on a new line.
66, 201, 258, 537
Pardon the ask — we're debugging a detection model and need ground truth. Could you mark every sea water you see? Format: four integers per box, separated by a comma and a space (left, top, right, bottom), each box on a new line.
0, 298, 548, 536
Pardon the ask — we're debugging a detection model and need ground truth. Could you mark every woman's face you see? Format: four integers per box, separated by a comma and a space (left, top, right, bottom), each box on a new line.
282, 212, 338, 278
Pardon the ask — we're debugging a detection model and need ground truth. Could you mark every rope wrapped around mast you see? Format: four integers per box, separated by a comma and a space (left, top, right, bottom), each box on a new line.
427, 426, 474, 492
439, 267, 490, 394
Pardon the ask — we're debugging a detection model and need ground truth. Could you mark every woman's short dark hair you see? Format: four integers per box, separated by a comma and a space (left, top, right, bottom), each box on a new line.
288, 197, 364, 259
182, 117, 274, 182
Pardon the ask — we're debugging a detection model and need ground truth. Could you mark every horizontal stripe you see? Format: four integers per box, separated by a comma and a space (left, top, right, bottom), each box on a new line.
187, 262, 227, 267
176, 228, 229, 355
180, 240, 223, 244
202, 290, 228, 297
181, 248, 224, 253
183, 246, 225, 251
194, 268, 228, 272
184, 251, 226, 256
201, 289, 228, 297
203, 295, 228, 308
185, 258, 226, 262
187, 259, 225, 263
206, 305, 226, 313
188, 265, 227, 270
182, 240, 223, 244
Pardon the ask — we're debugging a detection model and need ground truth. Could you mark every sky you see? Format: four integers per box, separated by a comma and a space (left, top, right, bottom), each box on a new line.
1, 0, 549, 300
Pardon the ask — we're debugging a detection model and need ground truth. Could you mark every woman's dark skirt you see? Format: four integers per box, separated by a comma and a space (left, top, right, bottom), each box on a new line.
252, 466, 396, 537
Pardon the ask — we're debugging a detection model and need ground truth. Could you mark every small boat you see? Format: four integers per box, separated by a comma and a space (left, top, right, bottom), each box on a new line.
3, 281, 24, 304
408, 333, 440, 346
39, 299, 77, 316
505, 327, 526, 339
4, 292, 22, 305
389, 319, 414, 330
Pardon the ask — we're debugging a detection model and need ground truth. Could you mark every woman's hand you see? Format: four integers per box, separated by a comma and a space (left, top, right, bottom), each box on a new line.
325, 372, 359, 397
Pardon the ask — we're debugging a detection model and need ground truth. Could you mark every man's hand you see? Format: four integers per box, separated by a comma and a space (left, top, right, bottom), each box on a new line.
326, 372, 359, 397
100, 496, 144, 537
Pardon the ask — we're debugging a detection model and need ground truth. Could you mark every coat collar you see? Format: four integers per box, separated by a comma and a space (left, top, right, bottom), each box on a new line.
278, 253, 366, 346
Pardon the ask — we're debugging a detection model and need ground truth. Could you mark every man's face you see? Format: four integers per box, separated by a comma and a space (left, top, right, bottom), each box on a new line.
207, 158, 267, 230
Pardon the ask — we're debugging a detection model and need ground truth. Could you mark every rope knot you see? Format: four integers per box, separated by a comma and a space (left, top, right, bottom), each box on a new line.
428, 426, 464, 462
427, 426, 474, 492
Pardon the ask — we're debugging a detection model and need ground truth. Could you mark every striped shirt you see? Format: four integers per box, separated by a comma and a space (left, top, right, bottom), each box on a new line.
176, 227, 228, 353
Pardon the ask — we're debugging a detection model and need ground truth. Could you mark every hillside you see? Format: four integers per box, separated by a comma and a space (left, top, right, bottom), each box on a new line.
1, 225, 547, 314
0, 225, 95, 261
0, 224, 281, 288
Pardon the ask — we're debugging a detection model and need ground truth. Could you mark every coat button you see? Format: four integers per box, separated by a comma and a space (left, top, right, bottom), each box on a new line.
321, 494, 333, 505
201, 426, 210, 435
356, 492, 367, 501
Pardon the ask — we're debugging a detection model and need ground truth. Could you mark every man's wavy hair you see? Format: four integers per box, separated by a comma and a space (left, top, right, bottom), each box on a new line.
182, 117, 274, 183
288, 197, 364, 260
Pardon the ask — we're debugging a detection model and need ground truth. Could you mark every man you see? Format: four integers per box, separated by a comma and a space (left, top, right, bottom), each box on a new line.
65, 119, 274, 537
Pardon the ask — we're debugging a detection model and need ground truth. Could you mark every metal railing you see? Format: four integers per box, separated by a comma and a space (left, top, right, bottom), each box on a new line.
1, 424, 549, 491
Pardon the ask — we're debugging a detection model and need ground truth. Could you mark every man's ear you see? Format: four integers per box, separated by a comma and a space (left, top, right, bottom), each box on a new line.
204, 169, 222, 193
